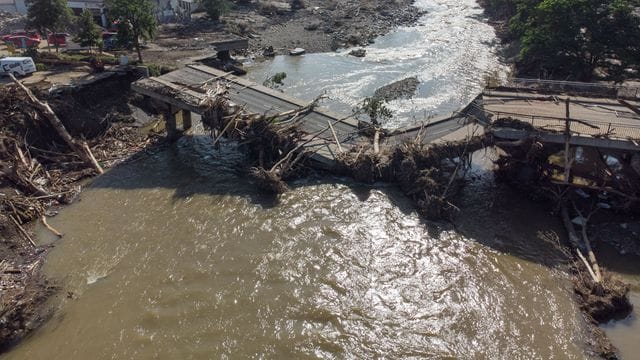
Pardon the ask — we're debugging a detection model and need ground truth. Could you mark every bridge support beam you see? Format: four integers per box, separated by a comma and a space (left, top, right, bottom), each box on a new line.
182, 110, 192, 133
164, 106, 194, 140
164, 106, 179, 141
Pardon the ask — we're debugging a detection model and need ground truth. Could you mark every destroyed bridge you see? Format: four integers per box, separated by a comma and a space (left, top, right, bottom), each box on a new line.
131, 64, 640, 168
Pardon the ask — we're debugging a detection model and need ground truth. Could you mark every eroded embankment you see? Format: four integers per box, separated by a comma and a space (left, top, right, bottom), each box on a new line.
0, 72, 163, 352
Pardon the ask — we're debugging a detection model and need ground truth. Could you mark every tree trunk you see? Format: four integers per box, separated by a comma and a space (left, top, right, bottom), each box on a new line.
9, 74, 104, 174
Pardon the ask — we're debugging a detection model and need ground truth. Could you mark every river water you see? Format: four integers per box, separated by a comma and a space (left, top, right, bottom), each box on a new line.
3, 0, 638, 359
5, 140, 594, 359
247, 0, 508, 129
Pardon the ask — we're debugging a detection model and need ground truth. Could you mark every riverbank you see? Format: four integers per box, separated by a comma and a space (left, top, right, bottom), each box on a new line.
0, 71, 164, 351
142, 0, 424, 66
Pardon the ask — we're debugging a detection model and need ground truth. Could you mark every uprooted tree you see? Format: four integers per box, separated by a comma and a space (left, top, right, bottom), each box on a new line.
490, 117, 636, 324
192, 79, 493, 220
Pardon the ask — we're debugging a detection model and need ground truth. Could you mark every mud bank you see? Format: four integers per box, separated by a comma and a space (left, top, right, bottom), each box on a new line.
0, 71, 163, 353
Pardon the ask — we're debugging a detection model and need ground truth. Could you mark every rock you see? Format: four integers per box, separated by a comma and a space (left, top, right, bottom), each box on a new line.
289, 47, 306, 56
304, 21, 322, 31
373, 77, 421, 102
345, 32, 362, 45
349, 48, 366, 57
262, 46, 275, 57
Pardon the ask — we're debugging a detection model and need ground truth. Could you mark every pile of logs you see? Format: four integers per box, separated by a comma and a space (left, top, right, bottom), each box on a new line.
337, 127, 493, 219
198, 82, 324, 193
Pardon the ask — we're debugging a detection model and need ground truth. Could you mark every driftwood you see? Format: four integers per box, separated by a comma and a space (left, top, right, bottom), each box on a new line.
41, 215, 63, 238
560, 202, 602, 283
9, 74, 104, 174
328, 120, 343, 153
9, 215, 36, 248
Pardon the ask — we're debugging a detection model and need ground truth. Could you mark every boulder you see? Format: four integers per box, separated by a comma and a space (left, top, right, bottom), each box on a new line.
349, 48, 366, 57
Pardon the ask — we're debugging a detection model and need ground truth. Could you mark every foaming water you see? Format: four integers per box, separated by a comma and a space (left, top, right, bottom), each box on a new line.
247, 0, 507, 129
2, 138, 594, 359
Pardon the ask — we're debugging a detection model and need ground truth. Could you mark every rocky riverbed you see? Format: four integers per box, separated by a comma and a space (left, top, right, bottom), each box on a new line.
144, 0, 424, 65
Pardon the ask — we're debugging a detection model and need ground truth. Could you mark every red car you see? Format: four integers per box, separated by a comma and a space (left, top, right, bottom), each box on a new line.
47, 33, 69, 46
2, 30, 40, 42
5, 35, 41, 49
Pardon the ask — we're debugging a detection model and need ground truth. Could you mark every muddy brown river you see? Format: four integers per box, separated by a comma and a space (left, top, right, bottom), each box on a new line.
1, 137, 619, 359
2, 0, 638, 357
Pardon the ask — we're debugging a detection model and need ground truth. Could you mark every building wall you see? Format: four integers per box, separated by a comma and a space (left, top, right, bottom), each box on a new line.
0, 0, 26, 14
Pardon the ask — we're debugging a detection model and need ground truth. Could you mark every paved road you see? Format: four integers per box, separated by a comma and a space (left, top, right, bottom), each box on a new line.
482, 90, 640, 139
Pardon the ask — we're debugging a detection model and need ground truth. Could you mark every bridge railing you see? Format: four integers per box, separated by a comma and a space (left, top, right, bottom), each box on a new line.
497, 78, 640, 99
489, 110, 640, 140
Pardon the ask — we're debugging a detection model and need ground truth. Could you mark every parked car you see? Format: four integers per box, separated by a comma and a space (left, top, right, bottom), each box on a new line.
2, 30, 40, 42
47, 33, 69, 46
0, 57, 37, 77
102, 32, 132, 51
4, 35, 41, 49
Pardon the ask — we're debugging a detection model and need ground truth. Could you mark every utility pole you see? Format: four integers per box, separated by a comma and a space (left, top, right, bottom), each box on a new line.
564, 98, 571, 183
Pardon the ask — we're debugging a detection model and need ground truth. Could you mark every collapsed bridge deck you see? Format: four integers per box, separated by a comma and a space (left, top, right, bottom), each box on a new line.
132, 64, 474, 166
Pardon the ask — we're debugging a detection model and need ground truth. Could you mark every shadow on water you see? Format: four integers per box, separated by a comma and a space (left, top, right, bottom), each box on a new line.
90, 135, 570, 271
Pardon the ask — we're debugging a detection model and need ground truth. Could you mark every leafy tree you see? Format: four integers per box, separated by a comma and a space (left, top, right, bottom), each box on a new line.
104, 0, 157, 63
199, 0, 232, 21
74, 9, 101, 53
360, 97, 392, 126
263, 72, 287, 88
509, 0, 640, 81
26, 0, 72, 53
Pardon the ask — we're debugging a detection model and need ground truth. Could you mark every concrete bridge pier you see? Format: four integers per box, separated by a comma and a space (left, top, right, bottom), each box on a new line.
164, 105, 193, 140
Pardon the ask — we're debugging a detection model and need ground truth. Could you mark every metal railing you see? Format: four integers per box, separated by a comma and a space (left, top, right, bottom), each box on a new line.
489, 109, 640, 140
496, 78, 640, 100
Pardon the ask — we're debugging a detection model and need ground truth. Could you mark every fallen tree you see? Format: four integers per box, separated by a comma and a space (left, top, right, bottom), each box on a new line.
492, 119, 635, 328
336, 129, 492, 219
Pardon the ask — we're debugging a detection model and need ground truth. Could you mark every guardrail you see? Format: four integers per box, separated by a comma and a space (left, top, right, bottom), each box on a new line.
496, 78, 640, 100
488, 109, 640, 140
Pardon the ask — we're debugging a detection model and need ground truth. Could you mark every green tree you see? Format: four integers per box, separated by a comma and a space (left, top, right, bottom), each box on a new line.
511, 0, 640, 81
199, 0, 232, 21
104, 0, 157, 63
74, 9, 101, 53
263, 72, 287, 88
26, 0, 72, 53
360, 97, 392, 126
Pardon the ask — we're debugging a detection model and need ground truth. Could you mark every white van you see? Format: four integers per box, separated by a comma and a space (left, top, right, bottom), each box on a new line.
0, 57, 37, 77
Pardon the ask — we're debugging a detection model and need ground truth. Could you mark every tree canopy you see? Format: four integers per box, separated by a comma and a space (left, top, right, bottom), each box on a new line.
485, 0, 640, 81
199, 0, 232, 21
26, 0, 72, 51
104, 0, 157, 63
74, 9, 101, 52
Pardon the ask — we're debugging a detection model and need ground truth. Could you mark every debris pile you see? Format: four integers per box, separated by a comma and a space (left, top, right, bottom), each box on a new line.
198, 83, 317, 193
0, 74, 158, 351
337, 131, 492, 219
